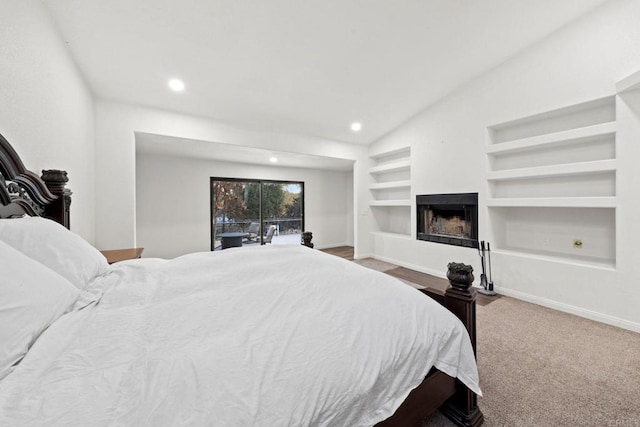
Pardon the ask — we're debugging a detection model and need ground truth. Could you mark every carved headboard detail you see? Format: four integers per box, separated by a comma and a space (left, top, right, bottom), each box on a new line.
0, 133, 72, 228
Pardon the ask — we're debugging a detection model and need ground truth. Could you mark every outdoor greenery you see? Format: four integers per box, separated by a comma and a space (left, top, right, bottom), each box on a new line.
213, 180, 302, 234
213, 181, 247, 221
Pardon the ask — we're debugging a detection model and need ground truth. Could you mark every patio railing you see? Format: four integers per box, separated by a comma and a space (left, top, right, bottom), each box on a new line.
214, 217, 303, 237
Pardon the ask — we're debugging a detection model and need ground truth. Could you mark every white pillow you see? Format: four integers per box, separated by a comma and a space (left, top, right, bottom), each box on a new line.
0, 240, 80, 380
0, 216, 108, 289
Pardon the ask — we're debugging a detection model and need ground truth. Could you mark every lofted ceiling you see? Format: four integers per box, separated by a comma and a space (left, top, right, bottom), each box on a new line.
43, 0, 607, 145
135, 132, 355, 171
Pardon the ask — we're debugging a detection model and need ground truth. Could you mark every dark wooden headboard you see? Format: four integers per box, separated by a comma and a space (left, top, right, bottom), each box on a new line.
0, 133, 72, 228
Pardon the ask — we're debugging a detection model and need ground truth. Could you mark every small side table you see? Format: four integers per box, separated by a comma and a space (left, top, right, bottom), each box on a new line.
217, 232, 249, 249
100, 248, 144, 264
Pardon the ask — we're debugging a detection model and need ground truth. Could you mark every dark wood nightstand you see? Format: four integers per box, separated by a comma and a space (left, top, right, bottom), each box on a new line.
100, 248, 144, 264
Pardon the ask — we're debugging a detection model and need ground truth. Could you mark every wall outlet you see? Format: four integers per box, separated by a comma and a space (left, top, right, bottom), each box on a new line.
573, 239, 583, 249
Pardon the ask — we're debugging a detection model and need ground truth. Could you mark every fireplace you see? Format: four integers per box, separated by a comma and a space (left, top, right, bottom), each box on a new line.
417, 193, 478, 248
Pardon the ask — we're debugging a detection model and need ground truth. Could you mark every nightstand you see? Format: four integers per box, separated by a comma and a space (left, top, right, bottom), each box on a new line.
100, 248, 144, 264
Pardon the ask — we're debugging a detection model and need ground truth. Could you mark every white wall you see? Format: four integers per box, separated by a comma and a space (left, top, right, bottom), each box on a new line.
366, 0, 640, 331
95, 100, 365, 251
0, 0, 95, 241
136, 152, 353, 258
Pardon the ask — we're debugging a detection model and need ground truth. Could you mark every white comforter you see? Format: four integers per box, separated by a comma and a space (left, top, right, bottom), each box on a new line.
0, 245, 480, 427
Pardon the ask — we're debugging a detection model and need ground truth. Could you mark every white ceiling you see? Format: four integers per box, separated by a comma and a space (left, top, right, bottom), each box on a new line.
136, 132, 354, 171
43, 0, 606, 145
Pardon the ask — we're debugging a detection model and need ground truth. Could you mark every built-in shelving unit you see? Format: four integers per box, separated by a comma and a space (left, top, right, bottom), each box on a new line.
486, 96, 617, 267
485, 121, 616, 155
368, 146, 411, 236
368, 158, 411, 175
486, 196, 616, 208
369, 180, 411, 190
616, 70, 640, 93
487, 158, 617, 181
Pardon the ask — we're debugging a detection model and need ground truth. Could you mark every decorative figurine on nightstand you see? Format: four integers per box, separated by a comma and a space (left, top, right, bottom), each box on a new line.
301, 231, 314, 248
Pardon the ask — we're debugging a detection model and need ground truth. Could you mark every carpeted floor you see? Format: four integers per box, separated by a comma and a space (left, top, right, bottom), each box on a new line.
425, 296, 640, 426
323, 247, 640, 426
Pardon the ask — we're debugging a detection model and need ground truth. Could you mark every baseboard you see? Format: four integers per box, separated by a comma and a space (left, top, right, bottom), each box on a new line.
354, 252, 373, 260
365, 254, 640, 334
495, 286, 640, 334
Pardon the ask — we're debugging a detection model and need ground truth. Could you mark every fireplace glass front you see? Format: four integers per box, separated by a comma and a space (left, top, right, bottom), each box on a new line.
417, 193, 478, 248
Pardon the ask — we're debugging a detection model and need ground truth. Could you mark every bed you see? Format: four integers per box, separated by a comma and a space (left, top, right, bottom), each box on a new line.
0, 133, 484, 426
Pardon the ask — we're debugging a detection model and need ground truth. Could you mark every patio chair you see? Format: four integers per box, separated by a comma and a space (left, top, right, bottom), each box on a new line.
245, 222, 260, 242
263, 225, 277, 244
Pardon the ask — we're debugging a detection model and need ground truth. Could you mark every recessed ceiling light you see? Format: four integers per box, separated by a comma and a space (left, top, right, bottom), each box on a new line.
350, 122, 362, 132
168, 78, 185, 92
269, 157, 278, 163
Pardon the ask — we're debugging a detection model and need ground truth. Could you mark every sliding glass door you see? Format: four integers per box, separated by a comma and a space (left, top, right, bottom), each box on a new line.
210, 178, 304, 250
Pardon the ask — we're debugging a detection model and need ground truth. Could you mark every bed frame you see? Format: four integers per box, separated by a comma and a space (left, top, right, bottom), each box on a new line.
0, 132, 483, 427
377, 264, 484, 427
0, 133, 71, 225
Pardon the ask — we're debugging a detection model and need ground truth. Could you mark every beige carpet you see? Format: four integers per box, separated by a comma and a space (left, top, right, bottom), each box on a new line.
424, 297, 640, 426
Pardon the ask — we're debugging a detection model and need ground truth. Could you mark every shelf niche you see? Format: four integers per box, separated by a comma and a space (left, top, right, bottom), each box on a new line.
369, 147, 411, 237
490, 206, 615, 268
486, 96, 617, 266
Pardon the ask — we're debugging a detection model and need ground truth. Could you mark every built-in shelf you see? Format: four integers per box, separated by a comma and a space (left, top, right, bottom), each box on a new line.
369, 146, 411, 160
486, 121, 616, 155
489, 96, 615, 144
371, 231, 413, 240
486, 197, 616, 208
369, 199, 411, 207
369, 180, 411, 190
617, 70, 640, 94
368, 147, 412, 236
368, 158, 411, 174
492, 249, 616, 270
487, 159, 616, 181
486, 96, 617, 266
